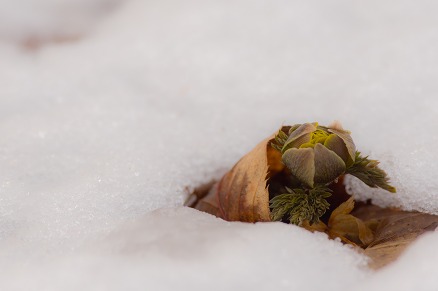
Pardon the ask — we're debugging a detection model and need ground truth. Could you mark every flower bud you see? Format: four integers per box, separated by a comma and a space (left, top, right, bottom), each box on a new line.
280, 122, 356, 187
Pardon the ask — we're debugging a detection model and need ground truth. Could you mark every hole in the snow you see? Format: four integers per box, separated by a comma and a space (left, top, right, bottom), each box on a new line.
186, 122, 438, 270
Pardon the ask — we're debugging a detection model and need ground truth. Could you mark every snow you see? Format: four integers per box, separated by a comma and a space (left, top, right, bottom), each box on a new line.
1, 0, 438, 290
1, 208, 370, 290
357, 230, 438, 291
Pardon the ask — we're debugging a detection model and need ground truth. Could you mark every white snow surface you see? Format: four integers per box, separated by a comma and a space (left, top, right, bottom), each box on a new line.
1, 0, 438, 290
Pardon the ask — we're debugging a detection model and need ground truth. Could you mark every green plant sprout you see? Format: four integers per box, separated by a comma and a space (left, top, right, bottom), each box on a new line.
270, 122, 396, 226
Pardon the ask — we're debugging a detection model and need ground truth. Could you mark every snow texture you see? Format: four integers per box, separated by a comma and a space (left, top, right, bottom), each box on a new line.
1, 0, 438, 290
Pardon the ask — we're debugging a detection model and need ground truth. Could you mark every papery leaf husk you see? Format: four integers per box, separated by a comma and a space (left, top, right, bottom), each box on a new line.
353, 204, 438, 269
192, 131, 286, 222
328, 197, 374, 247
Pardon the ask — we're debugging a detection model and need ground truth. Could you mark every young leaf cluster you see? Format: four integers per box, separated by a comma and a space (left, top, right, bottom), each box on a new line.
270, 186, 332, 225
269, 124, 396, 230
271, 125, 300, 153
346, 152, 396, 193
271, 129, 288, 152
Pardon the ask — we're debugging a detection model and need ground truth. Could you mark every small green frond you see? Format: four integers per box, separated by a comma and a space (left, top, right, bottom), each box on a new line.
269, 186, 332, 225
271, 129, 289, 153
346, 152, 396, 193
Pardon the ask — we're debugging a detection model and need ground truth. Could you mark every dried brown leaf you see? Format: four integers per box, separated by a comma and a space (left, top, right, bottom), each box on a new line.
192, 129, 288, 222
302, 220, 327, 232
354, 206, 438, 269
328, 197, 374, 247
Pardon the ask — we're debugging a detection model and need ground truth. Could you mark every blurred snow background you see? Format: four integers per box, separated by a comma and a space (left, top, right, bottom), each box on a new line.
1, 0, 438, 290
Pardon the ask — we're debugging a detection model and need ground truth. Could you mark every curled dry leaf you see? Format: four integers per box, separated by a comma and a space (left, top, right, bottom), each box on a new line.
191, 133, 282, 222
353, 205, 438, 269
327, 197, 374, 247
302, 197, 374, 247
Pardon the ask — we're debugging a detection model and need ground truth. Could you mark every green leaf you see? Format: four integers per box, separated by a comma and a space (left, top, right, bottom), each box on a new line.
313, 143, 346, 184
269, 185, 332, 225
288, 124, 301, 135
327, 128, 356, 162
324, 134, 350, 163
282, 123, 316, 153
271, 129, 289, 152
282, 148, 315, 188
346, 152, 396, 193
